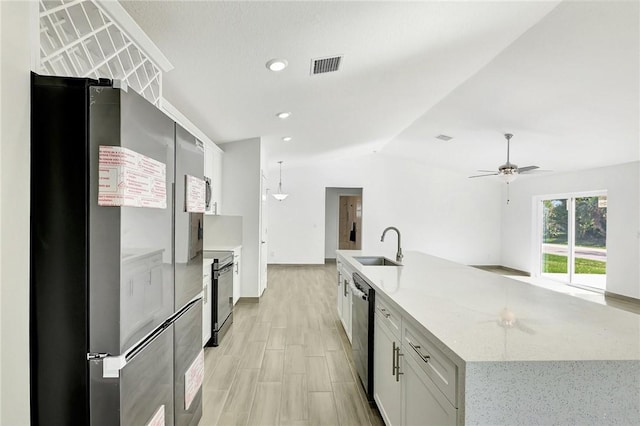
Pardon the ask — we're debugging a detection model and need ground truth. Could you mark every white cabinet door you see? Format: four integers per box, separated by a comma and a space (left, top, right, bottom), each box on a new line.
233, 248, 242, 305
340, 273, 352, 342
212, 148, 223, 214
204, 140, 214, 178
204, 140, 223, 215
204, 140, 215, 215
403, 350, 457, 426
345, 280, 352, 341
336, 265, 343, 319
374, 314, 402, 426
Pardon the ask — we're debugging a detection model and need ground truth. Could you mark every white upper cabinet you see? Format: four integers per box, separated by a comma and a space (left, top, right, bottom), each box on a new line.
159, 99, 223, 215
204, 140, 223, 215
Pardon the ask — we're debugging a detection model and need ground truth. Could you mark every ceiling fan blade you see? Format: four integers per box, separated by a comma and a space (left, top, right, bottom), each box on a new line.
476, 169, 497, 173
468, 173, 499, 178
518, 166, 540, 173
522, 169, 553, 174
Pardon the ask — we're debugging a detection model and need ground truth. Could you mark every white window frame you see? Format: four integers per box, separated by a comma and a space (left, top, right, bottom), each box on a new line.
532, 189, 607, 289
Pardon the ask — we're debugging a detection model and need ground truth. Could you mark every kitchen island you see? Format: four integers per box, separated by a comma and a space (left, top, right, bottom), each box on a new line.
337, 250, 640, 425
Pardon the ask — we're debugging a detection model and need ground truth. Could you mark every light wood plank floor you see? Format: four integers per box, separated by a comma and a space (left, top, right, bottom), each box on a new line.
200, 264, 385, 426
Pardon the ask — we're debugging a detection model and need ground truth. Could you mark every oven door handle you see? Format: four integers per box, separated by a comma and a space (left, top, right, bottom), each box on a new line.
214, 263, 234, 278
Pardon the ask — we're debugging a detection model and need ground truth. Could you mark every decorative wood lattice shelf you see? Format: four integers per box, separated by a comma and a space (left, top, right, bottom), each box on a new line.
39, 0, 162, 106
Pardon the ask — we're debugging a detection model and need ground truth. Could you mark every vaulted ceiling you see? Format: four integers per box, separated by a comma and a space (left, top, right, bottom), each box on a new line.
121, 1, 639, 175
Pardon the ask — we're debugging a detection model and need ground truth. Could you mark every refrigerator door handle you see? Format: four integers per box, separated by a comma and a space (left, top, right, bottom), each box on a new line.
87, 352, 108, 360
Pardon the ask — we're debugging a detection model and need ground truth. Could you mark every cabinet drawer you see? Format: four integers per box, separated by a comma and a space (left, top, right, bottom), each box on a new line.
403, 323, 457, 407
375, 296, 401, 339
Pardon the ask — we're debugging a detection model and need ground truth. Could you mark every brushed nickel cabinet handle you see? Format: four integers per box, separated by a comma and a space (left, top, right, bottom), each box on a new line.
379, 307, 391, 318
392, 341, 397, 376
395, 346, 404, 382
408, 340, 431, 364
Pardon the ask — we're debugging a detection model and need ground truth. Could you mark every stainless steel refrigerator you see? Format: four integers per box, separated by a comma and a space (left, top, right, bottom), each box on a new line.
30, 74, 204, 426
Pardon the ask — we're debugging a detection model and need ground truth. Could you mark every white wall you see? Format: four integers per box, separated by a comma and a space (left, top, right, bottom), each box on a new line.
220, 138, 262, 297
501, 161, 640, 299
203, 215, 243, 248
1, 1, 32, 424
324, 187, 363, 259
268, 153, 503, 265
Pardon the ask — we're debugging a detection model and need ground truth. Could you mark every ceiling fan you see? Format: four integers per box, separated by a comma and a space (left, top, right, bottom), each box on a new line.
469, 133, 539, 183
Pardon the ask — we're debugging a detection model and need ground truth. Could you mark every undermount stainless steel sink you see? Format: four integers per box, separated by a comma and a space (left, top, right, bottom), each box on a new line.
354, 256, 402, 266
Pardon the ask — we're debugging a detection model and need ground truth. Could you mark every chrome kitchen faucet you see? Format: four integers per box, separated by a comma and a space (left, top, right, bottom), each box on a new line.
381, 227, 403, 263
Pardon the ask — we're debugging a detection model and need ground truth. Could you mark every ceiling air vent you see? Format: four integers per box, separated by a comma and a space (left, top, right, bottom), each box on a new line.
435, 134, 453, 142
311, 56, 343, 75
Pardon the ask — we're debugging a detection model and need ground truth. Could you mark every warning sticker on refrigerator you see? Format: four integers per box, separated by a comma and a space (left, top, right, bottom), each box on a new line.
185, 175, 206, 213
145, 405, 165, 426
184, 349, 205, 410
98, 146, 167, 209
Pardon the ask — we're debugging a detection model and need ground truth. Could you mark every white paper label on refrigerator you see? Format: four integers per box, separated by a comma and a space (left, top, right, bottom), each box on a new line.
185, 175, 206, 213
146, 405, 165, 426
184, 349, 205, 410
98, 146, 167, 209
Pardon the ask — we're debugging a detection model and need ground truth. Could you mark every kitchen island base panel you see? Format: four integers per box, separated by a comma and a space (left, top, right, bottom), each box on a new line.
337, 249, 640, 426
465, 360, 640, 425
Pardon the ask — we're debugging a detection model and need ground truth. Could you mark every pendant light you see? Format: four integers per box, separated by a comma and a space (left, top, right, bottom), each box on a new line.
272, 161, 289, 201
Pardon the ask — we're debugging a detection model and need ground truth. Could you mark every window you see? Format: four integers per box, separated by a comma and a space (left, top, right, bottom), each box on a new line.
536, 191, 607, 291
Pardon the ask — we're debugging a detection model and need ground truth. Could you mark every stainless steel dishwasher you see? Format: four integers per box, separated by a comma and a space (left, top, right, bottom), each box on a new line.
351, 273, 375, 401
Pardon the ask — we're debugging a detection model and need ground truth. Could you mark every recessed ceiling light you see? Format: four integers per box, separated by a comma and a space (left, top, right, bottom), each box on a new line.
266, 59, 288, 72
282, 136, 292, 142
276, 112, 291, 119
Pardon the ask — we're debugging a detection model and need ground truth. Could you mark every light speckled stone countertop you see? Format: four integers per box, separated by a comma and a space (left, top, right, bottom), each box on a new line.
337, 250, 640, 363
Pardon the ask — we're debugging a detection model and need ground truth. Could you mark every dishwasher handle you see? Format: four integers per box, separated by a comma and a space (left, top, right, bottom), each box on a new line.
349, 282, 367, 301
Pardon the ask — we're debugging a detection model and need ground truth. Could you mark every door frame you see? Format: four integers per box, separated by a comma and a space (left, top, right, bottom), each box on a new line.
324, 188, 363, 261
532, 189, 607, 290
338, 194, 363, 251
259, 171, 268, 295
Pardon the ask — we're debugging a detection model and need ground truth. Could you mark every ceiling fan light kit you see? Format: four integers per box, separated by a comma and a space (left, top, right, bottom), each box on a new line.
469, 133, 540, 182
499, 168, 518, 184
272, 161, 289, 201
